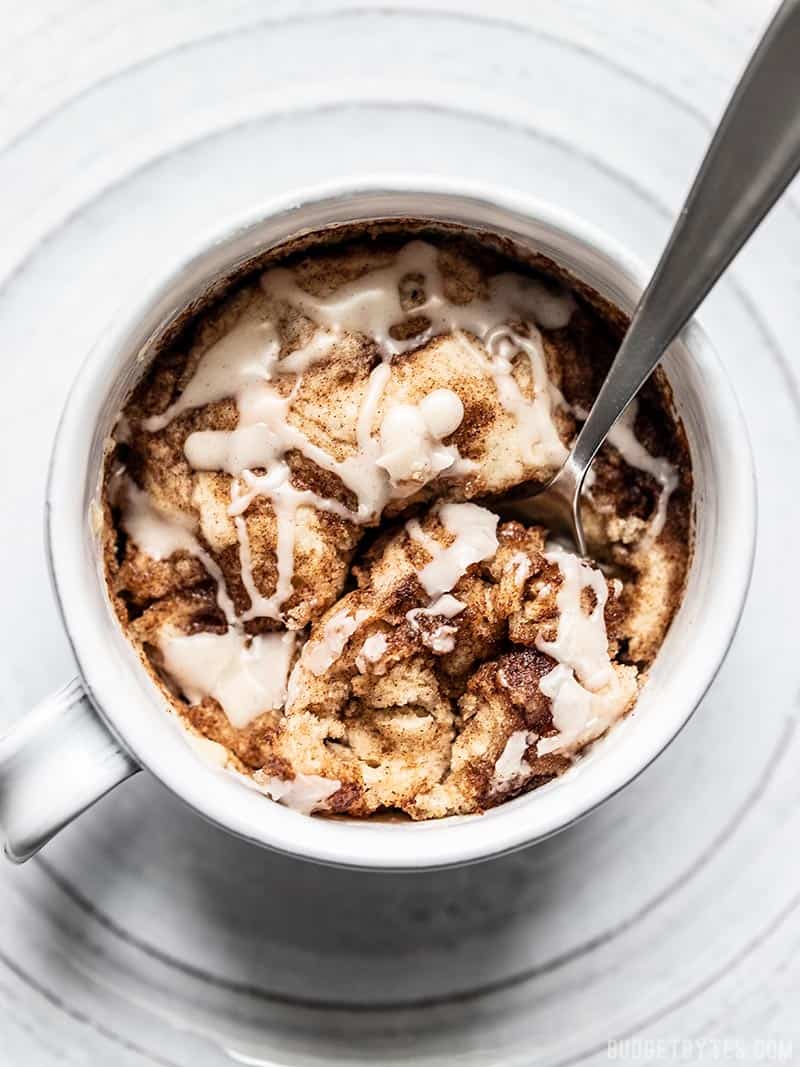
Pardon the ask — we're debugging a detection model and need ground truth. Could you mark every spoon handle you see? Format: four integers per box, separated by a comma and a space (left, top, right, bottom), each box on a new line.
569, 0, 800, 479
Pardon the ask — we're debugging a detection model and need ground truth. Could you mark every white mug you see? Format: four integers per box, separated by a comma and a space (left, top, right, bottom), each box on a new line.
0, 178, 756, 869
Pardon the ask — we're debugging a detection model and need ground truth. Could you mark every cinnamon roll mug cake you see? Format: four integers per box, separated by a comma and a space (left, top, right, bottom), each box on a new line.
102, 224, 692, 822
3, 184, 752, 867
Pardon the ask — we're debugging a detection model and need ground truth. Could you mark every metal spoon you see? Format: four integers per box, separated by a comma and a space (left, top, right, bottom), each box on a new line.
503, 0, 800, 555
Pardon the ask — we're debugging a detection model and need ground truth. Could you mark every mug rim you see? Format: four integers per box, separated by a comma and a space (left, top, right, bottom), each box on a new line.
46, 175, 757, 869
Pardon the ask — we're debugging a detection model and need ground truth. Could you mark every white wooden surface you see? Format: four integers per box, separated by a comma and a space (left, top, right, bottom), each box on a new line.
1, 2, 798, 1064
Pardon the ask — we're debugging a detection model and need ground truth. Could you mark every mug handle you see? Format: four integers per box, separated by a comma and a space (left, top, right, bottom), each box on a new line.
0, 678, 138, 862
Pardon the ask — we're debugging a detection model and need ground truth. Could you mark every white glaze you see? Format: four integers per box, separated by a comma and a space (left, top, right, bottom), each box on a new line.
470, 324, 568, 467
405, 517, 443, 558
376, 388, 468, 491
183, 352, 391, 525
144, 319, 280, 432
406, 593, 465, 653
491, 730, 532, 789
537, 665, 631, 757
421, 624, 459, 653
536, 543, 613, 691
409, 502, 499, 597
119, 479, 198, 560
157, 629, 295, 729
507, 552, 532, 586
143, 320, 338, 433
119, 478, 237, 623
406, 593, 465, 624
261, 241, 574, 359
355, 632, 389, 674
609, 402, 679, 541
252, 770, 341, 815
418, 389, 465, 437
303, 608, 372, 676
183, 367, 389, 620
534, 543, 632, 756
341, 361, 393, 518
184, 423, 281, 476
230, 470, 298, 624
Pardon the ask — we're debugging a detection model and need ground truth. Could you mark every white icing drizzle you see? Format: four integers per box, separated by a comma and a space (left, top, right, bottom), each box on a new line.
229, 467, 357, 524
119, 479, 237, 623
406, 594, 465, 653
120, 480, 198, 560
471, 324, 568, 467
406, 593, 465, 623
344, 361, 394, 518
158, 628, 295, 729
278, 331, 339, 374
536, 544, 613, 691
184, 422, 272, 476
506, 552, 532, 586
303, 608, 372, 676
252, 770, 341, 814
491, 730, 533, 790
534, 544, 631, 756
405, 517, 443, 558
421, 624, 459, 654
186, 362, 391, 521
261, 241, 574, 357
144, 319, 280, 432
609, 403, 678, 541
573, 400, 678, 541
143, 320, 336, 433
404, 504, 494, 652
355, 632, 389, 674
537, 665, 629, 757
408, 502, 499, 598
183, 367, 397, 621
377, 388, 470, 492
231, 472, 297, 623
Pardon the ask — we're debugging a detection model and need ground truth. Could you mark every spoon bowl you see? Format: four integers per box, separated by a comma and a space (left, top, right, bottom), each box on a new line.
493, 456, 587, 554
